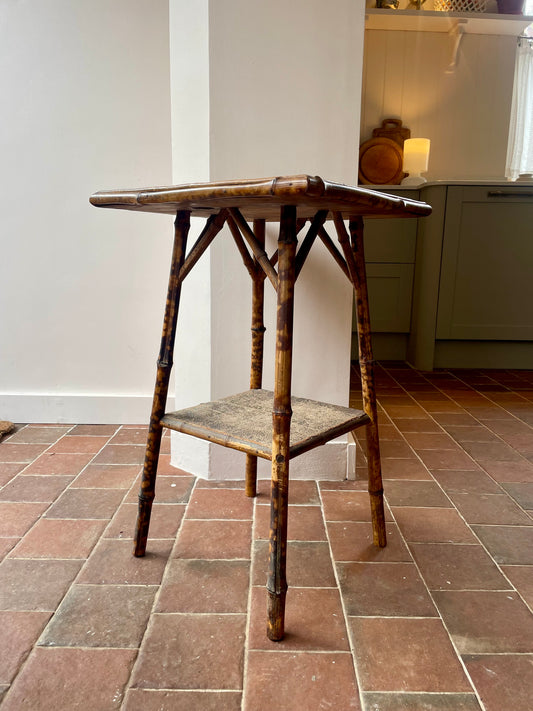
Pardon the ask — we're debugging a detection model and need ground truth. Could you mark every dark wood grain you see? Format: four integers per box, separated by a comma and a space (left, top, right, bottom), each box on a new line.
90, 174, 431, 221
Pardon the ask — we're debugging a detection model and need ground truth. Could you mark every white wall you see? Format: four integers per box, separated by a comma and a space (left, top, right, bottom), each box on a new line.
168, 0, 212, 474
361, 29, 516, 180
169, 0, 366, 480
0, 0, 172, 423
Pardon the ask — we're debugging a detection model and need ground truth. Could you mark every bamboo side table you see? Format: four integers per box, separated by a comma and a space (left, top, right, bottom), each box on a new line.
90, 175, 431, 641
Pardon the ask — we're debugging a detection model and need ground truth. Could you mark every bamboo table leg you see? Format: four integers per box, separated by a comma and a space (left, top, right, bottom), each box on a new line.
245, 219, 266, 498
133, 210, 190, 557
349, 217, 386, 548
334, 212, 386, 549
267, 205, 297, 641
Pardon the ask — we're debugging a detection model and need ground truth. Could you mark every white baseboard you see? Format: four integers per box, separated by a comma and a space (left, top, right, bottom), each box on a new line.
0, 393, 173, 425
3, 393, 358, 483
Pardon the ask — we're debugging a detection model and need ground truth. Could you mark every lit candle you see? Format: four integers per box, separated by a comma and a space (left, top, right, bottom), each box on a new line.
401, 138, 431, 186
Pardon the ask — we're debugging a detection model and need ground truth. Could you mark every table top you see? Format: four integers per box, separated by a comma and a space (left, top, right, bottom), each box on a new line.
90, 174, 431, 221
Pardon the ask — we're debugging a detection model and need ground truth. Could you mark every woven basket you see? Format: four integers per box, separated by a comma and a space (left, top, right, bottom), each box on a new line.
434, 0, 487, 10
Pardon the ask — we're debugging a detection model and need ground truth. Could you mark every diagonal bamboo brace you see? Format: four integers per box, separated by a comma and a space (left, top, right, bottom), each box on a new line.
318, 226, 350, 279
179, 209, 228, 282
294, 210, 329, 279
227, 214, 257, 279
228, 207, 279, 289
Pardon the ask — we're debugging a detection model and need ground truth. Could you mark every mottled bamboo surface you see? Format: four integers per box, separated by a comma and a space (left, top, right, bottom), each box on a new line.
90, 174, 431, 221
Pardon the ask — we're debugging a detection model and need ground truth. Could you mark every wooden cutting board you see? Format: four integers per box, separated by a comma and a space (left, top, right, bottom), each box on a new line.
372, 118, 411, 147
358, 137, 404, 185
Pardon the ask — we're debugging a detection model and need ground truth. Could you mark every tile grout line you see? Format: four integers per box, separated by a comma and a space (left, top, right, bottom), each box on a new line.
1, 426, 125, 559
377, 367, 491, 707
2, 427, 175, 709
4, 432, 139, 565
333, 387, 531, 675
34, 430, 144, 654
380, 366, 532, 549
318, 479, 367, 711
0, 425, 128, 707
378, 363, 533, 711
0, 423, 81, 483
240, 488, 260, 711
382, 366, 533, 617
119, 471, 201, 709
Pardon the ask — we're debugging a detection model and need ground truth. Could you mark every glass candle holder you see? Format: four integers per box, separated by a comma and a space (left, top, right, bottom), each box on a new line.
401, 138, 431, 186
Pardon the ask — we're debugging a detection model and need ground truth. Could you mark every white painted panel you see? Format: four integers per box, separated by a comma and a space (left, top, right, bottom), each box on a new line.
169, 0, 366, 480
211, 440, 352, 482
361, 30, 388, 141
169, 1, 212, 476
382, 31, 406, 121
209, 0, 364, 184
361, 29, 516, 180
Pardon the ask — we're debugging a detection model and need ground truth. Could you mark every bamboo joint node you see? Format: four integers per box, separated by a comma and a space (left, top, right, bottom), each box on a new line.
266, 582, 288, 596
156, 359, 173, 370
272, 407, 293, 417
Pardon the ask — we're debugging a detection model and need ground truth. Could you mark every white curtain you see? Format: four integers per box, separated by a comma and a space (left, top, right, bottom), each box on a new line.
505, 35, 533, 181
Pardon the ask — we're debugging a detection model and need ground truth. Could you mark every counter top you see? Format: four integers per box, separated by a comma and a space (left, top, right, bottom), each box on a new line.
367, 179, 533, 190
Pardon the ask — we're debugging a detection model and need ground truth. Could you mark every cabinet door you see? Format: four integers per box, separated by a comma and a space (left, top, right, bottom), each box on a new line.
437, 186, 533, 340
354, 263, 414, 333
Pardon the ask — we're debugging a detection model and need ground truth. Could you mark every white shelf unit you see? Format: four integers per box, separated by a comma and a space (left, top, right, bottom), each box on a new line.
365, 9, 533, 35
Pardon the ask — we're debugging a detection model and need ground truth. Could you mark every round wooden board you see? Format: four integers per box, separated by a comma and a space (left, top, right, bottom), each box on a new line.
358, 137, 404, 185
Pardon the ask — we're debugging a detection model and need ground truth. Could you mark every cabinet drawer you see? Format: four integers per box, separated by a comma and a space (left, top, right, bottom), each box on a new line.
364, 189, 419, 263
354, 263, 414, 333
453, 186, 533, 203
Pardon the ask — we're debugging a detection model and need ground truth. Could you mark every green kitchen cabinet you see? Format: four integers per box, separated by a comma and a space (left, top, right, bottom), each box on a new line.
352, 189, 419, 359
364, 182, 533, 369
436, 186, 533, 340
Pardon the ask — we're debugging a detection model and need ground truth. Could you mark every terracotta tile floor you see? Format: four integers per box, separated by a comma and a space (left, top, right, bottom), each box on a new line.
1, 364, 533, 710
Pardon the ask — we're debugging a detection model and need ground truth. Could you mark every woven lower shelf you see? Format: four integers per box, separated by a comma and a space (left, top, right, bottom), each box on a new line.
161, 388, 369, 460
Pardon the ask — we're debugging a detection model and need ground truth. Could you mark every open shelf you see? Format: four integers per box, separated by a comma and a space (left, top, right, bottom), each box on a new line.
365, 8, 533, 34
161, 389, 369, 460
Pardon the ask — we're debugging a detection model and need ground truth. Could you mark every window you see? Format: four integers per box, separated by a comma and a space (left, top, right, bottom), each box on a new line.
505, 26, 533, 180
